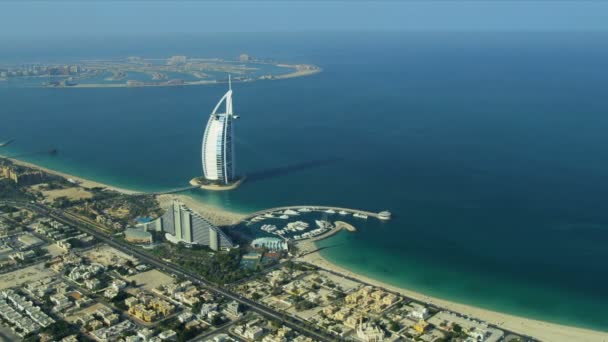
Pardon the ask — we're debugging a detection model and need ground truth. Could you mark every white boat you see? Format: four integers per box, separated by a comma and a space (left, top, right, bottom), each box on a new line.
325, 209, 336, 214
261, 224, 277, 232
353, 213, 368, 219
338, 210, 349, 215
284, 209, 299, 216
315, 220, 332, 229
310, 228, 326, 236
297, 208, 312, 212
286, 221, 309, 232
278, 215, 289, 219
264, 213, 276, 218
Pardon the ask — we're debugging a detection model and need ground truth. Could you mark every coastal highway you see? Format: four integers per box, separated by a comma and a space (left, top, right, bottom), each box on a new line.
4, 201, 337, 342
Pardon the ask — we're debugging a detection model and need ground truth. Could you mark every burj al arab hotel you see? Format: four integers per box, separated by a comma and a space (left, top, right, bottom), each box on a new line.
192, 76, 243, 190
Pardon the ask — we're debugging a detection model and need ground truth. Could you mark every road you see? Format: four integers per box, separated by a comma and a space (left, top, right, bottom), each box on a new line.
3, 201, 336, 342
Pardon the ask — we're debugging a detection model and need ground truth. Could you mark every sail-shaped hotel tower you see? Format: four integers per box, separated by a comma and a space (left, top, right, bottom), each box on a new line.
200, 76, 238, 185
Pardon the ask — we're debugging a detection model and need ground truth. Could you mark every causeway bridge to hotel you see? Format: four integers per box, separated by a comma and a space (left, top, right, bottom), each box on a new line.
148, 186, 199, 196
239, 205, 388, 223
119, 186, 198, 196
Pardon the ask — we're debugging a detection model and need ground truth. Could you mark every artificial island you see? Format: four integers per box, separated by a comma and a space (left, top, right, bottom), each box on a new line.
0, 54, 320, 88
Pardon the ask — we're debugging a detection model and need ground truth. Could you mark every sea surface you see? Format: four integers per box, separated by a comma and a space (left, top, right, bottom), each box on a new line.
1, 32, 608, 330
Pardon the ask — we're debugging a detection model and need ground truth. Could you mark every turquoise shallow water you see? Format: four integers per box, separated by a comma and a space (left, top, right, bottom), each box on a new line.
1, 32, 608, 331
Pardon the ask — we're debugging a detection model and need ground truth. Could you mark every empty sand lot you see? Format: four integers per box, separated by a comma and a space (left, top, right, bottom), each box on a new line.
82, 244, 138, 267
0, 263, 54, 290
40, 187, 93, 202
127, 269, 174, 291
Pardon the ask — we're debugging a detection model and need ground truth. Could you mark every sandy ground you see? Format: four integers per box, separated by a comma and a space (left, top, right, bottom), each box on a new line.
313, 270, 360, 292
297, 252, 608, 342
64, 303, 108, 323
44, 243, 66, 257
40, 187, 93, 202
275, 64, 322, 79
0, 263, 54, 290
127, 269, 174, 291
82, 244, 138, 267
157, 194, 246, 227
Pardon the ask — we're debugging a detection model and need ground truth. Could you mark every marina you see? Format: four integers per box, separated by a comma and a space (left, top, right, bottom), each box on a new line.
240, 205, 390, 224
240, 205, 382, 244
239, 206, 389, 243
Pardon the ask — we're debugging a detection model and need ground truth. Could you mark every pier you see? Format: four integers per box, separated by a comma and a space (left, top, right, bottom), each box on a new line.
239, 205, 389, 224
294, 221, 357, 256
309, 221, 357, 242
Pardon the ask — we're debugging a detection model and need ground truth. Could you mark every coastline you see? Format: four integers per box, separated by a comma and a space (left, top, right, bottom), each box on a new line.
0, 155, 246, 228
3, 156, 608, 341
298, 250, 608, 342
0, 155, 141, 195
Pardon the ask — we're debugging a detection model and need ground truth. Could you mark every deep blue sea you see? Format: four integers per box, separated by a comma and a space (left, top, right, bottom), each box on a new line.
1, 32, 608, 330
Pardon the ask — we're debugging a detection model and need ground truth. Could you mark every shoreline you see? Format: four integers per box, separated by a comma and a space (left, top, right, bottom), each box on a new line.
157, 193, 247, 227
0, 155, 141, 195
0, 155, 246, 228
298, 250, 608, 342
2, 156, 608, 341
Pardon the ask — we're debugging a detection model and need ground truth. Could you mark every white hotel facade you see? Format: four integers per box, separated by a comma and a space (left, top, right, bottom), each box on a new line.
201, 76, 237, 185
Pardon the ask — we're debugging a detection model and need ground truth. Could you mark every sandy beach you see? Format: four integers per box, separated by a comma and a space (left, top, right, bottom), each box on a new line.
1, 155, 246, 227
275, 64, 322, 79
157, 193, 246, 227
0, 155, 141, 195
297, 251, 608, 342
3, 155, 607, 341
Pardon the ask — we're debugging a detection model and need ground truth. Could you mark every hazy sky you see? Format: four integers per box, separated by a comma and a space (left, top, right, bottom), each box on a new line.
2, 1, 608, 37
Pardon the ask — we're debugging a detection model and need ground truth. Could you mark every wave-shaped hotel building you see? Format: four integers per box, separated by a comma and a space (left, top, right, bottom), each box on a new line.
192, 76, 242, 190
142, 200, 234, 251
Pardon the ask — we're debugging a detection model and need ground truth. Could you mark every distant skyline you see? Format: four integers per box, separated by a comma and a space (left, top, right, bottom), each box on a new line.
2, 1, 608, 39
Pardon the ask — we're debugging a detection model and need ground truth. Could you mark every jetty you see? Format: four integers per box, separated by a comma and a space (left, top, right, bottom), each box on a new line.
334, 221, 356, 232
306, 221, 357, 242
295, 221, 357, 256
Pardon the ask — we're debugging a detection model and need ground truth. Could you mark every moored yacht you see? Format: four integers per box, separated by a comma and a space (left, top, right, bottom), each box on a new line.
315, 220, 332, 229
261, 224, 277, 232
